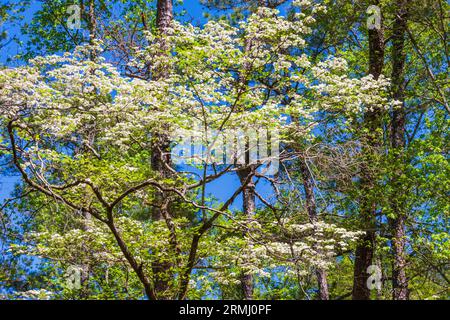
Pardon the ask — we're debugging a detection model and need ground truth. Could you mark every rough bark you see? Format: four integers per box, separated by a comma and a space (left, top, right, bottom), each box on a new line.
352, 0, 385, 300
151, 0, 174, 299
299, 159, 329, 300
152, 0, 174, 215
237, 165, 256, 300
389, 0, 410, 300
235, 5, 257, 299
157, 0, 173, 34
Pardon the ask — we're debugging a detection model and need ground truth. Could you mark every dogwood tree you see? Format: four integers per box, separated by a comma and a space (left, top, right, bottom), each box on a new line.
1, 1, 393, 299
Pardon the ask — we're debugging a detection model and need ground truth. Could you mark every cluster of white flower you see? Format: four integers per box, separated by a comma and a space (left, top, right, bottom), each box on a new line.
206, 214, 364, 288
14, 289, 54, 300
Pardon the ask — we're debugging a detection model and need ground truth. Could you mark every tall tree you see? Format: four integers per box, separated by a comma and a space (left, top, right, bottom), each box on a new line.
150, 0, 175, 299
352, 0, 385, 300
388, 0, 410, 300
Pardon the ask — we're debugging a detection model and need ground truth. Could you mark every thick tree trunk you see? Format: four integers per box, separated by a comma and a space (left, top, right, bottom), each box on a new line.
151, 0, 174, 299
157, 0, 173, 34
389, 0, 409, 300
299, 159, 329, 300
237, 166, 256, 300
352, 216, 376, 300
235, 2, 259, 299
152, 0, 173, 218
352, 1, 385, 300
390, 214, 409, 299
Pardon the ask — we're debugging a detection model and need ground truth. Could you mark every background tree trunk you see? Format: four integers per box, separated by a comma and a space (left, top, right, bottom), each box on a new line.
389, 0, 410, 300
352, 0, 385, 300
237, 164, 256, 300
299, 159, 329, 300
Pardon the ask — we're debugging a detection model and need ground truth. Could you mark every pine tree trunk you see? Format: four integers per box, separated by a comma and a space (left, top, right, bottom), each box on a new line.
152, 0, 173, 217
157, 0, 173, 34
235, 3, 258, 299
352, 0, 385, 300
237, 166, 256, 300
389, 0, 409, 300
151, 0, 174, 299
